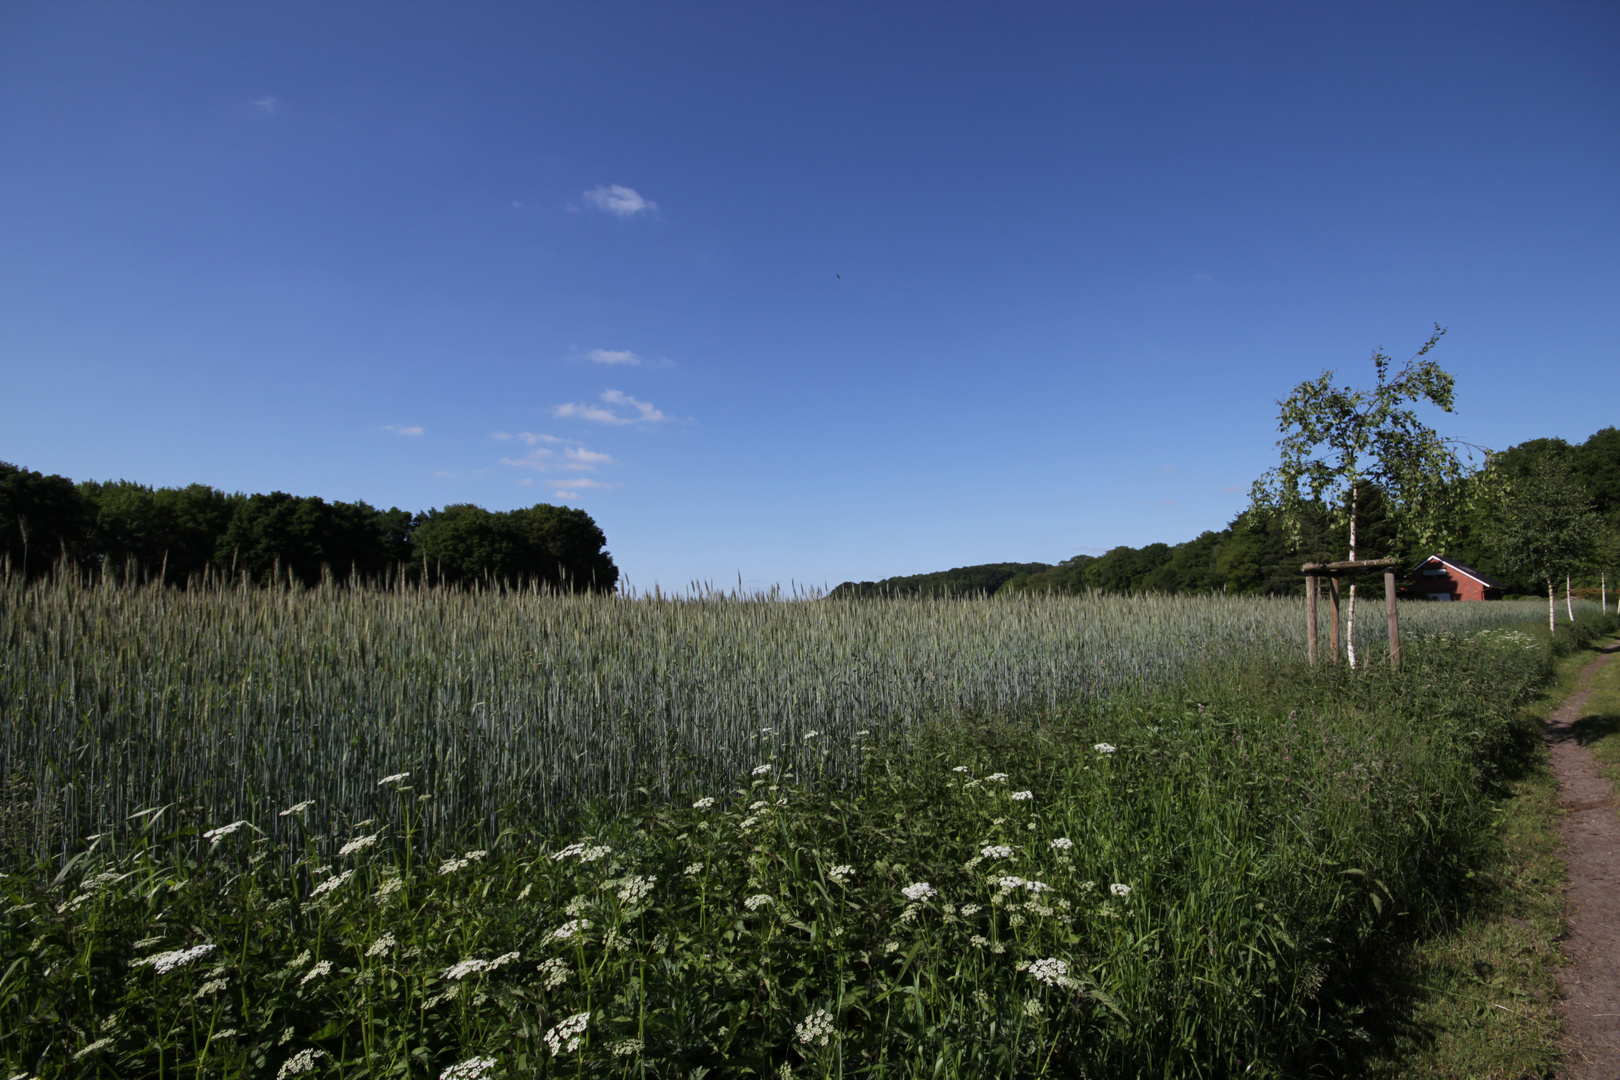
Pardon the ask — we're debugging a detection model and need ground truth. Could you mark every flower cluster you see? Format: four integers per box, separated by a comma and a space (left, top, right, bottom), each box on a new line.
441, 1057, 497, 1080
545, 919, 592, 943
692, 797, 716, 809
751, 764, 773, 776
1110, 882, 1132, 897
1049, 837, 1074, 851
550, 843, 610, 863
610, 1038, 644, 1057
132, 943, 215, 974
901, 882, 937, 902
743, 893, 773, 911
995, 876, 1051, 894
441, 952, 519, 981
1093, 743, 1117, 754
683, 862, 704, 876
979, 845, 1013, 859
438, 850, 489, 874
377, 771, 410, 786
1028, 957, 1075, 987
544, 1011, 591, 1056
615, 875, 656, 905
828, 864, 854, 884
795, 1008, 836, 1047
339, 832, 380, 856
299, 959, 332, 986
202, 820, 249, 843
537, 956, 570, 989
366, 932, 396, 958
276, 1048, 327, 1080
311, 869, 354, 897
1010, 790, 1033, 802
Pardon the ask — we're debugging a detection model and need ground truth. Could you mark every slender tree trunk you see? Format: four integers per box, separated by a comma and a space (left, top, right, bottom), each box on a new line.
1604, 572, 1608, 614
1567, 574, 1575, 621
1346, 483, 1358, 669
1548, 577, 1556, 633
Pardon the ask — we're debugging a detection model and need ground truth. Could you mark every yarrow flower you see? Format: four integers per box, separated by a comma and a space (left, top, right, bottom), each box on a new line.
1050, 837, 1074, 851
441, 1057, 497, 1080
377, 772, 410, 786
901, 882, 937, 902
339, 833, 380, 856
366, 933, 396, 958
996, 876, 1052, 894
202, 820, 249, 843
979, 845, 1014, 859
544, 1011, 590, 1056
133, 943, 215, 974
986, 772, 1009, 782
744, 893, 773, 911
795, 1008, 836, 1047
1093, 743, 1117, 754
299, 959, 332, 986
751, 764, 773, 776
1010, 791, 1033, 801
1110, 883, 1132, 897
692, 797, 716, 810
952, 766, 969, 773
828, 864, 854, 884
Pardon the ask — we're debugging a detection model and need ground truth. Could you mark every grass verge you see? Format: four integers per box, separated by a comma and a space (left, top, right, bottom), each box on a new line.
1361, 631, 1620, 1079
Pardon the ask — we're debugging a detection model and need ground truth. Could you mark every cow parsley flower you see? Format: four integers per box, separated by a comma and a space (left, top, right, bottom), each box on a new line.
1023, 999, 1044, 1018
751, 764, 773, 776
744, 893, 773, 911
545, 918, 591, 943
277, 1048, 327, 1080
544, 1011, 590, 1056
441, 1057, 497, 1080
1050, 837, 1074, 851
1011, 790, 1033, 801
980, 845, 1013, 859
616, 875, 656, 905
133, 943, 215, 974
684, 862, 704, 876
1110, 883, 1132, 897
828, 864, 854, 884
986, 773, 1009, 782
311, 869, 354, 897
537, 956, 570, 989
610, 1038, 644, 1057
203, 820, 249, 843
1028, 957, 1073, 986
1093, 743, 1116, 754
692, 797, 716, 809
795, 1008, 836, 1047
366, 933, 396, 958
72, 1037, 114, 1060
901, 882, 937, 902
339, 833, 380, 856
952, 765, 969, 773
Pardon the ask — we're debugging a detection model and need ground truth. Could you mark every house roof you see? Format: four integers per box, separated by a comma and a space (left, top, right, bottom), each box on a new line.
1410, 554, 1505, 590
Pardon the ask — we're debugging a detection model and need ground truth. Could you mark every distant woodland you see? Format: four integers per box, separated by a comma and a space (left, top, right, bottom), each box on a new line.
0, 467, 618, 591
833, 428, 1620, 600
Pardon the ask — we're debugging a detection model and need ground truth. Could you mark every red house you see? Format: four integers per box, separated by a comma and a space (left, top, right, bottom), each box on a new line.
1408, 554, 1504, 601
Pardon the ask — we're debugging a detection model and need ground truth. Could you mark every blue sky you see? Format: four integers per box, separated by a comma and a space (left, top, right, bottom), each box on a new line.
1, 2, 1615, 590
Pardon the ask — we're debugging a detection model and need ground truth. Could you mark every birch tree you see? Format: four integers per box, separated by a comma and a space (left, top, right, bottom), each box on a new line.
1249, 325, 1476, 666
1490, 456, 1599, 631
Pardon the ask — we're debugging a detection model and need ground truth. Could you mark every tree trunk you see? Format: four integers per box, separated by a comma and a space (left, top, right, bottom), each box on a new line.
1346, 483, 1358, 669
1549, 577, 1556, 633
1567, 574, 1575, 621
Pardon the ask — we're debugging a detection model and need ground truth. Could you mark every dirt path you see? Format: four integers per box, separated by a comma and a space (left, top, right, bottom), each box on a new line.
1547, 641, 1620, 1079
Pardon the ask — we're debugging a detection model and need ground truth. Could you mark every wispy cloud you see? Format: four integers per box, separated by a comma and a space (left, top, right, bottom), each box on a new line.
553, 389, 670, 425
581, 184, 656, 217
499, 448, 554, 471
249, 96, 279, 114
518, 432, 563, 445
588, 348, 641, 366
385, 424, 424, 437
565, 446, 614, 466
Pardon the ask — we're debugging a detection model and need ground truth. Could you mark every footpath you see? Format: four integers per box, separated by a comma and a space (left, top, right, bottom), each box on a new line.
1547, 642, 1620, 1079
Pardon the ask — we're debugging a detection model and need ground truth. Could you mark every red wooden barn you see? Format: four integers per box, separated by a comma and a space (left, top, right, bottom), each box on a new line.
1408, 554, 1504, 601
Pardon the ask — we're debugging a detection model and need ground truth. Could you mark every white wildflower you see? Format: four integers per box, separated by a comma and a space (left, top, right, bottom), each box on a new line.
616, 875, 656, 905
195, 977, 228, 999
488, 951, 519, 970
73, 1037, 114, 1060
373, 876, 404, 902
545, 918, 591, 943
339, 833, 380, 856
1110, 883, 1132, 897
804, 730, 820, 739
751, 764, 773, 776
202, 820, 250, 843
739, 816, 760, 830
537, 956, 570, 989
299, 959, 332, 985
749, 800, 767, 811
366, 933, 396, 958
1028, 957, 1073, 986
378, 772, 410, 786
951, 766, 969, 773
442, 958, 490, 980
1011, 791, 1033, 802
133, 943, 215, 974
684, 862, 704, 876
855, 729, 870, 736
901, 882, 936, 902
980, 845, 1013, 859
311, 869, 354, 897
1023, 998, 1044, 1018
986, 773, 1008, 782
550, 843, 585, 861
795, 1008, 836, 1047
1093, 743, 1116, 754
277, 1048, 327, 1080
960, 903, 982, 916
828, 864, 854, 884
212, 1028, 239, 1040
692, 797, 716, 810
744, 893, 773, 911
1079, 880, 1096, 892
1050, 837, 1074, 851
544, 1011, 590, 1056
609, 1038, 644, 1057
441, 1057, 497, 1080
969, 934, 989, 948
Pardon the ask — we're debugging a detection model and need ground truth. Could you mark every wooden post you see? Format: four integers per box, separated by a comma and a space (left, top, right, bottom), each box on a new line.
1384, 570, 1400, 670
1328, 574, 1341, 662
1306, 574, 1318, 666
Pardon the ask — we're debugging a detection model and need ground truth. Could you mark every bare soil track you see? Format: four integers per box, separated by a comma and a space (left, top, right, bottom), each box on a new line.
1548, 641, 1620, 1079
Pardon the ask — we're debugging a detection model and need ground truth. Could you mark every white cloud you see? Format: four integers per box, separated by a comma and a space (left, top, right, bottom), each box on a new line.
556, 478, 615, 490
385, 425, 424, 437
249, 96, 278, 114
581, 184, 656, 217
518, 431, 563, 445
499, 448, 554, 471
588, 348, 641, 366
565, 446, 614, 466
492, 431, 512, 441
554, 401, 631, 425
601, 389, 667, 422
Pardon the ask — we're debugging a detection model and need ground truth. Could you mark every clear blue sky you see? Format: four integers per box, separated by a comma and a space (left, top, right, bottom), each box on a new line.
2, 2, 1615, 590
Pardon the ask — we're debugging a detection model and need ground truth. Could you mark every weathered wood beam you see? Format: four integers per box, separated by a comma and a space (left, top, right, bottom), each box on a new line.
1299, 557, 1403, 573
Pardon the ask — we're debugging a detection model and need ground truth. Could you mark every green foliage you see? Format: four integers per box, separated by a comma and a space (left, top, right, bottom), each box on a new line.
4, 611, 1609, 1079
413, 504, 618, 591
1486, 455, 1599, 607
0, 462, 95, 578
828, 564, 1053, 600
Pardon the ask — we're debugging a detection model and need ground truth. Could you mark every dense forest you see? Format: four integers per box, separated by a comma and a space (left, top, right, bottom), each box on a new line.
0, 465, 618, 591
832, 427, 1620, 599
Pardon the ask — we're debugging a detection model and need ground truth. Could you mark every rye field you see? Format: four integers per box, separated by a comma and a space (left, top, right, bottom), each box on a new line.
1, 574, 1611, 1079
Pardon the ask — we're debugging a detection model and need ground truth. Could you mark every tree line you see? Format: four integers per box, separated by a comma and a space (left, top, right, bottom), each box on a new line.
0, 464, 619, 592
832, 425, 1620, 601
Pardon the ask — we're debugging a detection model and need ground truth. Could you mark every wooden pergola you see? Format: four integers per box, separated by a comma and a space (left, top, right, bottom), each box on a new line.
1301, 557, 1403, 668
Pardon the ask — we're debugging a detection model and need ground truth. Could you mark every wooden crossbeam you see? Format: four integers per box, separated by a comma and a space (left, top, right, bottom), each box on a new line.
1299, 557, 1402, 573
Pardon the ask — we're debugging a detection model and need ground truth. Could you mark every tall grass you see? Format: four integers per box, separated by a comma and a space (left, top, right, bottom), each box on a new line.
0, 573, 1554, 860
